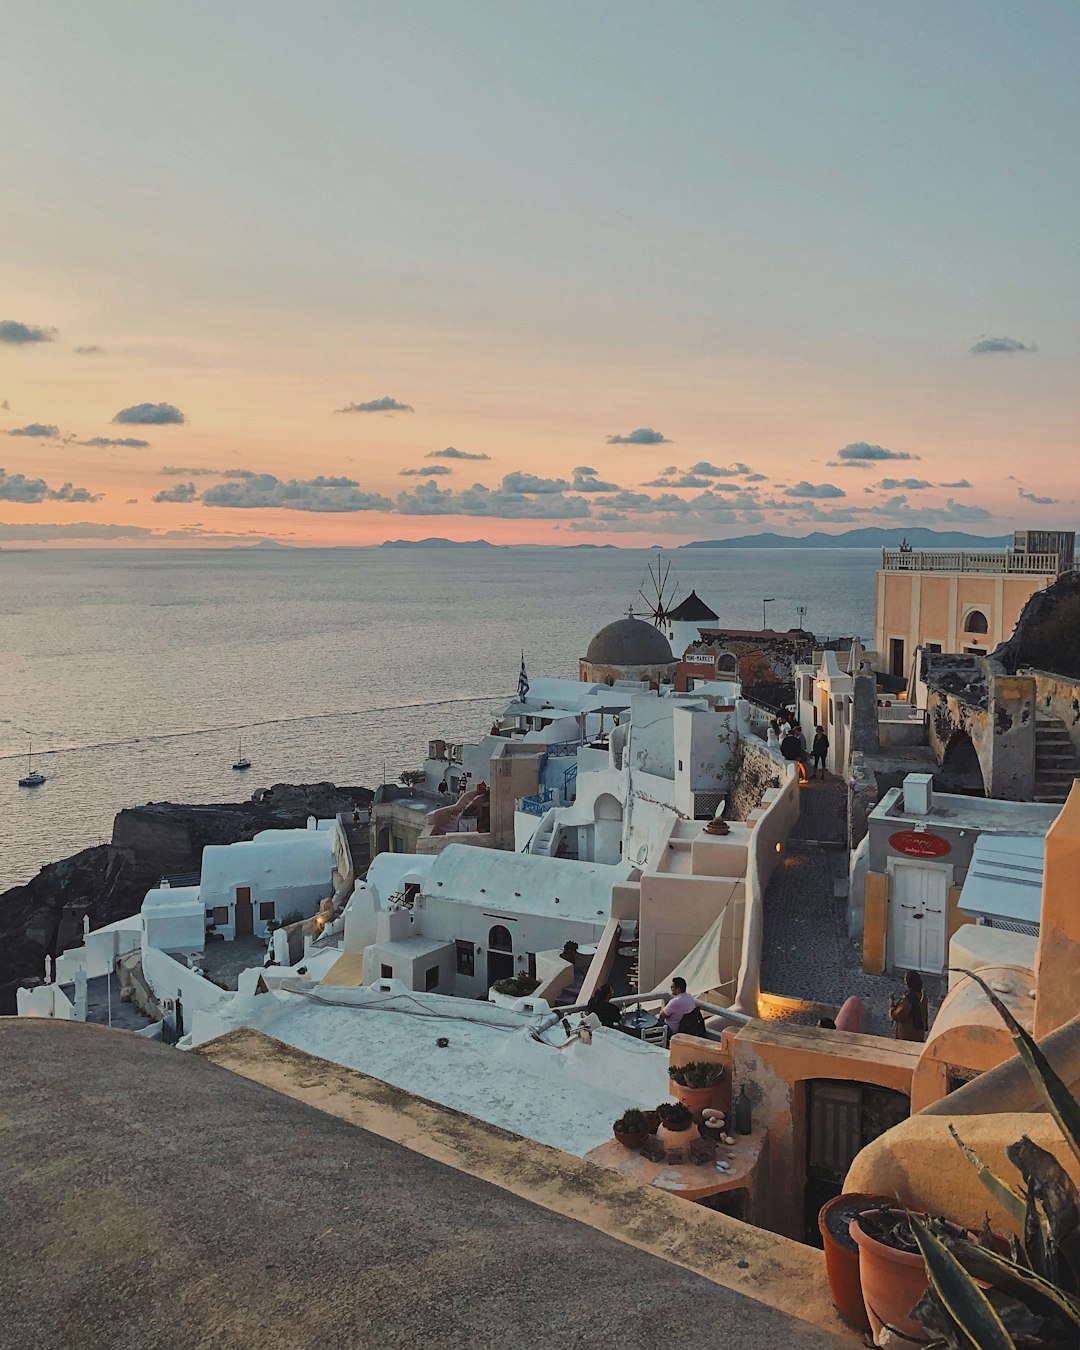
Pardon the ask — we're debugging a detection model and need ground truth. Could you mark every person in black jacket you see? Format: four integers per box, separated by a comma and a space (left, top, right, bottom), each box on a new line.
587, 983, 622, 1029
811, 725, 830, 779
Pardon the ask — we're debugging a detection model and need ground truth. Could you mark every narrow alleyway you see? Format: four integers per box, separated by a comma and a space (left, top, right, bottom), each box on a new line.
760, 774, 943, 1036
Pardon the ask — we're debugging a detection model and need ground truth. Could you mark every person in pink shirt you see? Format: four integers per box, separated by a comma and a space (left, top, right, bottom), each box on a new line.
661, 977, 697, 1041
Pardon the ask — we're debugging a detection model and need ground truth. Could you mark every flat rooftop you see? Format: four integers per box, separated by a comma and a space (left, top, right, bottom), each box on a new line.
191, 984, 669, 1156
0, 1019, 845, 1349
872, 787, 1061, 834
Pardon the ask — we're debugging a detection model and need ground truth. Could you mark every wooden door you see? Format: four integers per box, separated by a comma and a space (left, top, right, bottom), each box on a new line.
890, 863, 947, 973
234, 886, 254, 937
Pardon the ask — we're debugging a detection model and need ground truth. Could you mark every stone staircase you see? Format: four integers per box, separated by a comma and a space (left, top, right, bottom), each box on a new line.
1034, 716, 1080, 804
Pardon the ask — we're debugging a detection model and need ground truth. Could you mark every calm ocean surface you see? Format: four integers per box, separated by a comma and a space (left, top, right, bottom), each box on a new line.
0, 545, 877, 888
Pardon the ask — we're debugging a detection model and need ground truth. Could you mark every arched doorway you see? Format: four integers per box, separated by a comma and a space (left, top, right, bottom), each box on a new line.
593, 793, 624, 864
940, 729, 985, 796
963, 609, 989, 635
487, 924, 514, 986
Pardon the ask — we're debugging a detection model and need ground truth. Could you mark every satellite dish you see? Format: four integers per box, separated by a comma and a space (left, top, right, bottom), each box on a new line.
635, 844, 649, 866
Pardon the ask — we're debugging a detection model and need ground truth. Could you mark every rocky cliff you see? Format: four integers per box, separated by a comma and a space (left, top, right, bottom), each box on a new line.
0, 782, 372, 1014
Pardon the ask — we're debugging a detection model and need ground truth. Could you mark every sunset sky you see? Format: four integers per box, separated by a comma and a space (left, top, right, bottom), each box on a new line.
2, 2, 1077, 547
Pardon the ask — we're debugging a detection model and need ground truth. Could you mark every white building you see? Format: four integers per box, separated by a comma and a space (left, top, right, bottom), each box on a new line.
200, 821, 338, 939
140, 884, 205, 955
344, 846, 624, 997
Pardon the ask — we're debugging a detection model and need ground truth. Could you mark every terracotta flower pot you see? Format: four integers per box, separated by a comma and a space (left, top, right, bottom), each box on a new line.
613, 1129, 646, 1150
849, 1209, 931, 1345
817, 1194, 892, 1333
669, 1080, 717, 1120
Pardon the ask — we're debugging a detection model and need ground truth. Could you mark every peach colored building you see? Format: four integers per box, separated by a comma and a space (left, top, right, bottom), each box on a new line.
873, 541, 1068, 679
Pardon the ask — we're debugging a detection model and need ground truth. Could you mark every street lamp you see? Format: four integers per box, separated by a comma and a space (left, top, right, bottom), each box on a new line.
762, 597, 775, 630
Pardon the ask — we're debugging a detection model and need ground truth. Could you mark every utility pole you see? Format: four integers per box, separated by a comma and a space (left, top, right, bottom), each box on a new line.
762, 597, 775, 630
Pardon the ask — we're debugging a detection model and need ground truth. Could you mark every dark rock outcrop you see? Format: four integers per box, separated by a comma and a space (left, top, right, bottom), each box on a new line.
0, 782, 371, 1014
995, 571, 1080, 679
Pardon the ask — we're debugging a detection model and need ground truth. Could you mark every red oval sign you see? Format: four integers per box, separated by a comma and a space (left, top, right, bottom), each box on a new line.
889, 830, 951, 859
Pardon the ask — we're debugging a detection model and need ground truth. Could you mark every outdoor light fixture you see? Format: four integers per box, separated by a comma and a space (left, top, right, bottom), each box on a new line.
775, 842, 782, 854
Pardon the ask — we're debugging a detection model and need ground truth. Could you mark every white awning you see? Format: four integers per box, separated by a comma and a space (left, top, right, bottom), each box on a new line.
958, 833, 1044, 929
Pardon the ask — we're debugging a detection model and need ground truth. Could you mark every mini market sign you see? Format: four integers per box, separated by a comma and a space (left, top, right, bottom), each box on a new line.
889, 829, 952, 859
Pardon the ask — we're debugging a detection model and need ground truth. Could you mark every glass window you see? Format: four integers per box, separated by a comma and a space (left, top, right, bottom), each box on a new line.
259, 902, 275, 921
381, 963, 393, 979
488, 924, 513, 951
456, 941, 475, 976
964, 610, 989, 634
212, 906, 229, 926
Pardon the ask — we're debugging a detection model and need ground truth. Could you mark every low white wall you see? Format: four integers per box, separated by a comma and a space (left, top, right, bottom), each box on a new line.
732, 766, 800, 1015
54, 919, 141, 983
16, 983, 76, 1019
142, 946, 230, 1016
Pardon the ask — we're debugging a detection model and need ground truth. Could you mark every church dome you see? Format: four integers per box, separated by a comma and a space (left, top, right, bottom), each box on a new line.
585, 617, 674, 666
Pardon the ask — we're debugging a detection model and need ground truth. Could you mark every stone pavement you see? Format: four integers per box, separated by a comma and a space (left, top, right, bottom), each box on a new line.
761, 774, 944, 1037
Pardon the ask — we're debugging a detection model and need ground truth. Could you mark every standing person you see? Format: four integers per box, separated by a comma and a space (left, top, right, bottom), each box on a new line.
781, 727, 808, 783
812, 725, 830, 779
889, 970, 929, 1042
661, 976, 697, 1042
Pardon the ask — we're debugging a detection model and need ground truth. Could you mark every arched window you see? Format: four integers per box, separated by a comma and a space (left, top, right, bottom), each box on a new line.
964, 609, 989, 634
488, 924, 513, 951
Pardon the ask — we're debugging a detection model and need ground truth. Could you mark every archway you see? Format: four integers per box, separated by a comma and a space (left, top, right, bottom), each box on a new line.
487, 924, 514, 986
593, 792, 624, 864
940, 729, 985, 796
964, 609, 989, 634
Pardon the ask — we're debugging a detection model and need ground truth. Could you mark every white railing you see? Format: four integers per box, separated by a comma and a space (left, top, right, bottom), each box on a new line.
882, 549, 1059, 575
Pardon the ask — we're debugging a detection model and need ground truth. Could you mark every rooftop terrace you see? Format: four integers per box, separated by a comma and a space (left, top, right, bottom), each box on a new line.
881, 548, 1061, 575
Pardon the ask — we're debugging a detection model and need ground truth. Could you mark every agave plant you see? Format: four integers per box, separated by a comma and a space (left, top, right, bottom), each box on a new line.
670, 1059, 724, 1089
908, 968, 1080, 1349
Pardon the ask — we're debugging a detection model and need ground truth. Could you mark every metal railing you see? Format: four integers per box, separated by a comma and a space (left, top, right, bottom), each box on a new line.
882, 549, 1059, 575
520, 791, 553, 817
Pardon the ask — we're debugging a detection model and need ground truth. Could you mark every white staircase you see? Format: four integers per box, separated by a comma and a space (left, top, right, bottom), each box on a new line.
528, 809, 559, 856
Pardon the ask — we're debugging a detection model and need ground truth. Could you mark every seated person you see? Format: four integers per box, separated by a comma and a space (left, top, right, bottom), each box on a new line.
586, 982, 622, 1029
661, 976, 697, 1039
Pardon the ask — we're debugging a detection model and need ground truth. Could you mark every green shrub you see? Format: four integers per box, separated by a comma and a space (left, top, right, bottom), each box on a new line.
670, 1059, 724, 1089
492, 975, 540, 998
614, 1108, 647, 1135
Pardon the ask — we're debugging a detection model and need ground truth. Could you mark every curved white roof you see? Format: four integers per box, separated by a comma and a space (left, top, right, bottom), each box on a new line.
424, 846, 629, 924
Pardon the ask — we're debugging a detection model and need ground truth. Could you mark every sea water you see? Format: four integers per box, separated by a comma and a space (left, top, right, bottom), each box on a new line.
0, 545, 877, 888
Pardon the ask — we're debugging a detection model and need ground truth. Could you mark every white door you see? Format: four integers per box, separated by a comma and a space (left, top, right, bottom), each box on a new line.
890, 862, 948, 974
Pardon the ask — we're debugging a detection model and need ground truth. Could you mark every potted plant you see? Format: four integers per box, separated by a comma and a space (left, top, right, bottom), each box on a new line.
669, 1059, 724, 1119
817, 1193, 894, 1334
655, 1100, 695, 1149
850, 1206, 969, 1344
560, 939, 581, 969
612, 1108, 648, 1150
491, 975, 539, 998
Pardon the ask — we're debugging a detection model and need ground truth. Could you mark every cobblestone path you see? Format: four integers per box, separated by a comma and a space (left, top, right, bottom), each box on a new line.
760, 773, 944, 1036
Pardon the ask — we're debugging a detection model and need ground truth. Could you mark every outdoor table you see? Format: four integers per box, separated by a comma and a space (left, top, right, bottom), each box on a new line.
619, 1007, 662, 1039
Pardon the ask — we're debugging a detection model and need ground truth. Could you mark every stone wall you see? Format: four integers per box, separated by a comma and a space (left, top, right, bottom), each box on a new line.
726, 739, 784, 822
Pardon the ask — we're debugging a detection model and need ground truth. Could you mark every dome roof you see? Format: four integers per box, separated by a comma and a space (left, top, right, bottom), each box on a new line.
586, 617, 674, 666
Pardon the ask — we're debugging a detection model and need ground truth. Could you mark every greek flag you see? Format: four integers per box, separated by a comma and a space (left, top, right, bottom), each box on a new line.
517, 651, 530, 703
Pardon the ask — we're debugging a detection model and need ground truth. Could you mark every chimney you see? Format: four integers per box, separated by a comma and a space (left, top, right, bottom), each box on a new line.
903, 772, 933, 816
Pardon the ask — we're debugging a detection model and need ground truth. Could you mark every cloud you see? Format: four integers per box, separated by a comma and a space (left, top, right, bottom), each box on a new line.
202, 473, 393, 513
4, 423, 60, 439
1018, 488, 1059, 505
971, 336, 1038, 355
688, 461, 763, 480
74, 345, 104, 355
396, 479, 590, 519
877, 478, 933, 490
784, 481, 846, 499
334, 396, 414, 413
427, 446, 491, 461
48, 482, 102, 503
501, 471, 570, 494
832, 442, 919, 465
940, 479, 971, 489
160, 464, 218, 475
82, 436, 151, 449
400, 465, 452, 477
570, 466, 620, 491
0, 320, 57, 345
153, 482, 198, 503
0, 467, 98, 503
126, 498, 139, 504
866, 495, 993, 524
112, 402, 186, 425
0, 468, 50, 501
607, 427, 670, 445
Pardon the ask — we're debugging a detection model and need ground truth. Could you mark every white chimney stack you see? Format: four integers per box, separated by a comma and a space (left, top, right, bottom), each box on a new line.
903, 772, 934, 816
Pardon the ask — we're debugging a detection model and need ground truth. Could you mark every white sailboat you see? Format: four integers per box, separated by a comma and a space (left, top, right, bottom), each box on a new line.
232, 737, 251, 771
19, 736, 46, 787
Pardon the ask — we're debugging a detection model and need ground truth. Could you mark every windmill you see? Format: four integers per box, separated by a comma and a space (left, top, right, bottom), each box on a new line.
637, 552, 680, 630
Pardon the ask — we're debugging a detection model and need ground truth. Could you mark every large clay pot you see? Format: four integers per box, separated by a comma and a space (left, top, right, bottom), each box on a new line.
849, 1209, 930, 1345
657, 1122, 697, 1162
817, 1194, 892, 1333
613, 1128, 646, 1150
669, 1079, 716, 1120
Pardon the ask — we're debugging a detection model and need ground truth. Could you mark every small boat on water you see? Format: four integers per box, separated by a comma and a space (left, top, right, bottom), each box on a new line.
19, 737, 46, 788
232, 737, 251, 771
